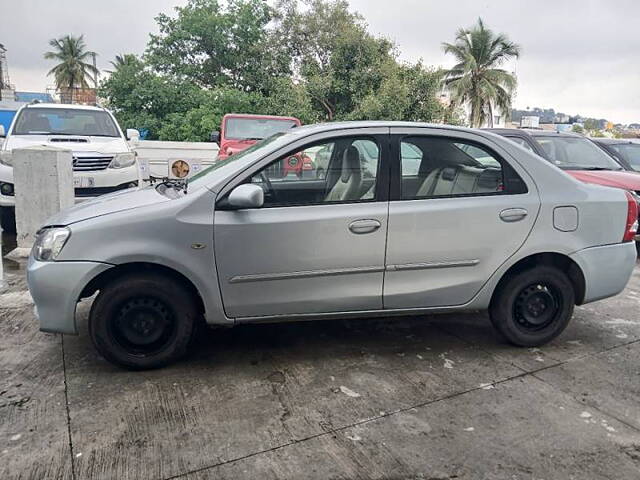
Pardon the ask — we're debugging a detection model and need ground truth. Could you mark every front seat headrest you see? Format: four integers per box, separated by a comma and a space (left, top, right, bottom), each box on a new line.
341, 146, 361, 182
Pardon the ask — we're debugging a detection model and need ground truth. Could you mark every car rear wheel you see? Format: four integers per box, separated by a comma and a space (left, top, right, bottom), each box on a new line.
89, 273, 197, 369
489, 265, 575, 347
0, 207, 16, 233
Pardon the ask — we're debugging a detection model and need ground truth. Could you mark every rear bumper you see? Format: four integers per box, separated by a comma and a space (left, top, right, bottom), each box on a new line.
27, 256, 113, 335
570, 242, 637, 304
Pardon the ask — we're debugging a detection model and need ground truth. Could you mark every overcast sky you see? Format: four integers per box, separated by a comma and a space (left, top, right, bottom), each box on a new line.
2, 0, 639, 123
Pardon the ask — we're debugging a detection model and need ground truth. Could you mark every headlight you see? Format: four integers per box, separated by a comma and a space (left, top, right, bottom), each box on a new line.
0, 151, 12, 166
109, 152, 136, 169
32, 227, 71, 261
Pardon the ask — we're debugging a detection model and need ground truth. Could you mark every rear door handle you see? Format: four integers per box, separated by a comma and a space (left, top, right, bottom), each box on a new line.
499, 208, 528, 222
349, 219, 381, 234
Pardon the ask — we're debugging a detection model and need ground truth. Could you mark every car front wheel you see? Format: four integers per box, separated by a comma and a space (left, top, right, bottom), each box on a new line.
89, 273, 198, 369
489, 265, 575, 347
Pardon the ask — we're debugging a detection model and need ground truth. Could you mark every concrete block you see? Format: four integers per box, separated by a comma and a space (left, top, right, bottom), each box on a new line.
12, 146, 74, 249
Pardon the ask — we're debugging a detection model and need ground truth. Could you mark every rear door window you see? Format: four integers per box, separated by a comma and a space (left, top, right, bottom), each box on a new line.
399, 136, 527, 200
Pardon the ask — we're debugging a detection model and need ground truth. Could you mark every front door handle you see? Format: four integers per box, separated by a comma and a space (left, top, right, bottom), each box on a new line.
349, 219, 381, 234
500, 208, 528, 223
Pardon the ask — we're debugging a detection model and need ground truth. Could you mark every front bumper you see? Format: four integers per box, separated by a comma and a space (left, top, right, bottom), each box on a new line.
0, 163, 138, 206
570, 242, 637, 304
27, 256, 113, 335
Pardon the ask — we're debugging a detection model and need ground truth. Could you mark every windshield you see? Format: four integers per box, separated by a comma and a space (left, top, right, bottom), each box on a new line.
224, 117, 298, 141
610, 143, 640, 171
536, 136, 622, 170
189, 133, 286, 184
13, 108, 120, 137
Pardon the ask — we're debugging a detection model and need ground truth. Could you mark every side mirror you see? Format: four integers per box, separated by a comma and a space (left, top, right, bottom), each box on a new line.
126, 128, 140, 141
210, 130, 220, 144
227, 184, 264, 209
0, 125, 5, 138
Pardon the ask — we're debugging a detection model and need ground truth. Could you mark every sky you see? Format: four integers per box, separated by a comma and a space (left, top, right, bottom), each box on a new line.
1, 0, 639, 123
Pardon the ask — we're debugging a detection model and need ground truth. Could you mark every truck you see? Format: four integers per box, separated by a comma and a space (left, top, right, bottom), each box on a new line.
0, 103, 140, 232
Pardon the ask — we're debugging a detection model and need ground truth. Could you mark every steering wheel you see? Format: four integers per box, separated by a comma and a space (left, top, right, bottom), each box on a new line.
259, 171, 277, 202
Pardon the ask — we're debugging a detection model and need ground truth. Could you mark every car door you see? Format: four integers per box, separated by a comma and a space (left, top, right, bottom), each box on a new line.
214, 129, 390, 318
384, 128, 540, 309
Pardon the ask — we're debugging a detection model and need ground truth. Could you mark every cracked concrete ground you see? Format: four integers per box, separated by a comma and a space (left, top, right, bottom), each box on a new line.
1, 238, 640, 479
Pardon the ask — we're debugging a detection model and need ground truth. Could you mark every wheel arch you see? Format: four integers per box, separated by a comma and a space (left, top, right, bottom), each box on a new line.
79, 262, 206, 315
491, 252, 586, 306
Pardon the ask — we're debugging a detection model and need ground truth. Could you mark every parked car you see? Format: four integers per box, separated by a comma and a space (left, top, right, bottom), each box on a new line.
487, 129, 640, 247
28, 122, 638, 369
212, 113, 300, 158
593, 138, 640, 172
0, 103, 140, 232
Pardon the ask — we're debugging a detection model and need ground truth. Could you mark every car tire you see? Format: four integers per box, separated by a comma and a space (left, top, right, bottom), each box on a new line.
89, 273, 198, 370
489, 265, 575, 347
0, 207, 16, 233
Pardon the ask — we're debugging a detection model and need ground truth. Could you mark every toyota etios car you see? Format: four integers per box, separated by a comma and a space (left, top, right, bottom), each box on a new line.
28, 122, 639, 369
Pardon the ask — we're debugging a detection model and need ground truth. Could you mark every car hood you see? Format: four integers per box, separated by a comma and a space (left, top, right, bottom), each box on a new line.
3, 135, 129, 154
44, 186, 170, 226
567, 170, 640, 191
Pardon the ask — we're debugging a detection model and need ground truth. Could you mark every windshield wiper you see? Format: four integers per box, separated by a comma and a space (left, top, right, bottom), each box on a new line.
155, 177, 189, 194
579, 166, 621, 171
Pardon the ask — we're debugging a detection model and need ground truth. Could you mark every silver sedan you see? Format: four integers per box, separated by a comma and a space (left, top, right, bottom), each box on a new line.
27, 122, 639, 369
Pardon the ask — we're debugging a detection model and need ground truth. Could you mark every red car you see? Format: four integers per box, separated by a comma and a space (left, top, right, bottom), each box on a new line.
211, 114, 312, 177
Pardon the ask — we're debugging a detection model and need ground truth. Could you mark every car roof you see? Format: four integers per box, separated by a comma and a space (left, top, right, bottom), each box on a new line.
485, 128, 584, 139
21, 103, 106, 112
592, 137, 639, 145
223, 113, 301, 122
289, 121, 497, 138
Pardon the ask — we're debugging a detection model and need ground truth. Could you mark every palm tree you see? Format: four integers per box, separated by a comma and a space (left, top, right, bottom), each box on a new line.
44, 35, 98, 103
106, 53, 137, 73
442, 19, 520, 128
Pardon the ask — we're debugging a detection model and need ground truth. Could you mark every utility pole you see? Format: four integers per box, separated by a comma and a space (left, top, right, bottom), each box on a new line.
92, 52, 98, 105
0, 43, 7, 101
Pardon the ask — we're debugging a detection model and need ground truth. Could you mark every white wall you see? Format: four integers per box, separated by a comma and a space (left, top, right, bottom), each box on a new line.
130, 140, 219, 179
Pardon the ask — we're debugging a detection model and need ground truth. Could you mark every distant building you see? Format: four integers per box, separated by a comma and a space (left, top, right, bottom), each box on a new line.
58, 87, 96, 105
520, 116, 540, 129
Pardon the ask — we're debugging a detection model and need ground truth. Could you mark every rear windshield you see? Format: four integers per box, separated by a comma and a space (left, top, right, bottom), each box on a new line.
13, 108, 120, 137
535, 136, 623, 170
224, 117, 298, 141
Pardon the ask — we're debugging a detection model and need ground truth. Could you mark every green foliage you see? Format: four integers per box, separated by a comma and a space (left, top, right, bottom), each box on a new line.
146, 0, 289, 92
100, 0, 490, 140
571, 124, 584, 134
442, 18, 520, 128
99, 55, 207, 139
583, 118, 600, 131
44, 35, 98, 92
274, 0, 398, 121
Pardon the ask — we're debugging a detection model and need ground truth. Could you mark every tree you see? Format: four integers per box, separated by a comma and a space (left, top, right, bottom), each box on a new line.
273, 0, 398, 121
99, 56, 207, 139
44, 34, 98, 103
442, 18, 520, 127
571, 124, 584, 134
146, 0, 289, 92
106, 53, 138, 73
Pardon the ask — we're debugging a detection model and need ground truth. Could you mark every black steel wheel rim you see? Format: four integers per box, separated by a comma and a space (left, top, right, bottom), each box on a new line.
109, 296, 177, 356
513, 283, 562, 333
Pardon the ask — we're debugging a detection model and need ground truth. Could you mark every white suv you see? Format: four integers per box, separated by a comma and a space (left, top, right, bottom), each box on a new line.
0, 103, 139, 232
